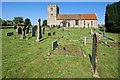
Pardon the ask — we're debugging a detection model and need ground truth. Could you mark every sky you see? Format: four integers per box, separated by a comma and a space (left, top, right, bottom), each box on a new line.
2, 2, 113, 25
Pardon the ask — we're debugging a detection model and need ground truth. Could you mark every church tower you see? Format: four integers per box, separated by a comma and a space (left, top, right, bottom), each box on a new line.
47, 4, 59, 27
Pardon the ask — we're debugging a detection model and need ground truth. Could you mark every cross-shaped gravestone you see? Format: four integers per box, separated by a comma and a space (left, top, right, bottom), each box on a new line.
36, 18, 42, 42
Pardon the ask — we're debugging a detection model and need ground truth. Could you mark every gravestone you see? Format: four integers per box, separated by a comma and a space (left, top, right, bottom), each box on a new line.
91, 28, 93, 35
6, 32, 13, 36
43, 27, 45, 34
62, 20, 67, 27
31, 27, 35, 37
20, 26, 26, 39
82, 37, 86, 46
53, 32, 55, 35
18, 26, 22, 34
36, 18, 42, 42
52, 40, 58, 50
103, 26, 106, 36
14, 26, 17, 29
26, 26, 30, 34
48, 32, 51, 36
92, 33, 99, 74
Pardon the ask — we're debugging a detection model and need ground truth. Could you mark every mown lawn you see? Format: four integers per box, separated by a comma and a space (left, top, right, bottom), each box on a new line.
2, 27, 119, 78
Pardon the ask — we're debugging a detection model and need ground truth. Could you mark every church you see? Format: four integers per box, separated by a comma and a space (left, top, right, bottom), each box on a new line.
47, 4, 98, 28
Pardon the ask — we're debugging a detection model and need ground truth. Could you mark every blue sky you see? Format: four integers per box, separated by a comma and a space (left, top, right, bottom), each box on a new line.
2, 2, 113, 25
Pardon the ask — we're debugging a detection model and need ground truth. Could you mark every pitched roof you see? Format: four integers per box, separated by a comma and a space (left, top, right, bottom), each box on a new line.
57, 14, 97, 20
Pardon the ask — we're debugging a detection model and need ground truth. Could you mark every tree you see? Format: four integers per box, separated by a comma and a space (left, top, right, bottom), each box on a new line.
13, 17, 24, 25
24, 18, 31, 26
0, 18, 2, 26
6, 20, 13, 26
105, 2, 120, 33
42, 20, 47, 26
2, 20, 7, 26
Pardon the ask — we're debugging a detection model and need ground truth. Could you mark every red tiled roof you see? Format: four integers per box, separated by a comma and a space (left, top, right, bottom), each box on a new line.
57, 14, 97, 20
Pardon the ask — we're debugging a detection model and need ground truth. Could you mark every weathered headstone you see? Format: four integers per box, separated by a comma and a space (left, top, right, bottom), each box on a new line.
91, 33, 99, 75
62, 20, 67, 27
43, 27, 45, 34
52, 40, 58, 50
6, 32, 13, 36
53, 32, 55, 35
48, 32, 51, 36
36, 18, 42, 42
14, 26, 17, 29
31, 27, 35, 37
103, 26, 106, 36
18, 26, 22, 34
26, 26, 30, 34
20, 26, 26, 39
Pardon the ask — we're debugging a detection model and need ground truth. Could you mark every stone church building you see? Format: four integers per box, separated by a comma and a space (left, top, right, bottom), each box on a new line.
47, 4, 98, 28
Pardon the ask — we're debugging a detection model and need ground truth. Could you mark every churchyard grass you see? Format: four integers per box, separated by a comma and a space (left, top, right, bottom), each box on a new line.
2, 28, 119, 78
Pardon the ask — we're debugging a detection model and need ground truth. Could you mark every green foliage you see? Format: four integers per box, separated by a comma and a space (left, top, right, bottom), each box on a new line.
13, 17, 24, 25
105, 2, 120, 33
6, 20, 13, 26
0, 18, 2, 26
42, 20, 47, 26
24, 18, 31, 27
0, 18, 14, 26
2, 20, 7, 26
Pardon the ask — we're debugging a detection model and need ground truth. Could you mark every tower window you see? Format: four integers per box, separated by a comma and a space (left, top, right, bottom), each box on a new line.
51, 7, 53, 11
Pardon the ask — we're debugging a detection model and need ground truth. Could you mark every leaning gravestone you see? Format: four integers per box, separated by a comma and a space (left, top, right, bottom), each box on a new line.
92, 33, 99, 76
52, 40, 58, 50
18, 26, 22, 34
6, 32, 13, 36
31, 27, 35, 37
